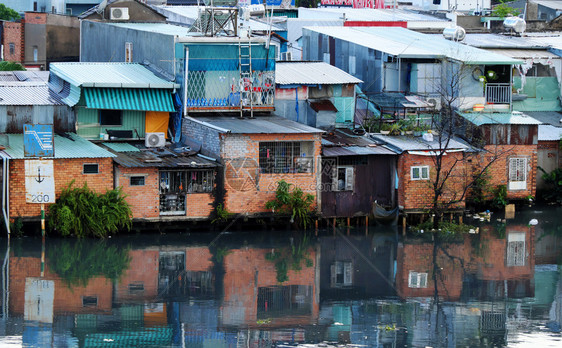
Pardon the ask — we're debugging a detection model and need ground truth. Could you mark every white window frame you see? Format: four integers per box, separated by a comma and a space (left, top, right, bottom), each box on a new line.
410, 166, 429, 181
506, 232, 526, 267
508, 157, 527, 190
330, 261, 353, 287
332, 165, 354, 191
408, 271, 428, 288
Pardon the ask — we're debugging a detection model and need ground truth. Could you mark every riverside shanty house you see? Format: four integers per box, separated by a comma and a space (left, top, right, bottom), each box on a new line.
457, 111, 541, 200
0, 71, 75, 133
182, 116, 323, 216
0, 133, 116, 222
102, 142, 219, 220
321, 129, 397, 218
369, 134, 472, 214
274, 61, 362, 129
48, 62, 179, 140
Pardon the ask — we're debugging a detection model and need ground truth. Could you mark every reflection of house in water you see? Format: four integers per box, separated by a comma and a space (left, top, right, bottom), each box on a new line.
397, 225, 535, 301
319, 234, 396, 299
220, 243, 320, 328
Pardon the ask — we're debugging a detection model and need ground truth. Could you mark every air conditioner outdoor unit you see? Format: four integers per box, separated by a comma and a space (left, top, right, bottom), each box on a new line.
280, 51, 292, 61
425, 95, 442, 111
110, 7, 129, 20
145, 132, 166, 148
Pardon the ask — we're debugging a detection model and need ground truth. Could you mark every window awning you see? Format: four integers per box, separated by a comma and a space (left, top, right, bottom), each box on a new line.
84, 88, 175, 112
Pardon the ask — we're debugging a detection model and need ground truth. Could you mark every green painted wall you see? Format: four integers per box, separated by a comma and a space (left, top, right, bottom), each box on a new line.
76, 108, 146, 139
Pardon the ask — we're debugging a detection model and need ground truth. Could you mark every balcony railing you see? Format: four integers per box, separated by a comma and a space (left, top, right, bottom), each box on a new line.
485, 83, 511, 105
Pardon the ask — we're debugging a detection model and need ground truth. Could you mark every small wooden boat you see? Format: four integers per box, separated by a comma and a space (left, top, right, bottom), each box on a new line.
372, 201, 399, 225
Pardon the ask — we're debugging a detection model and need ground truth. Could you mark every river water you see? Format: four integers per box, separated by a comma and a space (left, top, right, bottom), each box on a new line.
0, 205, 560, 347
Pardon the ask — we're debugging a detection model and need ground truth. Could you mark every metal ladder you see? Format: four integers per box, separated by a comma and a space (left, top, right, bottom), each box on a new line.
238, 40, 254, 118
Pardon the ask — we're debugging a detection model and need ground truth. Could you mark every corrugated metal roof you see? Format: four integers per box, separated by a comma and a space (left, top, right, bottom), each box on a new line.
0, 85, 64, 105
104, 143, 141, 152
538, 124, 562, 141
110, 149, 218, 169
84, 88, 175, 112
485, 49, 560, 59
276, 62, 362, 85
458, 111, 543, 126
0, 133, 116, 159
532, 0, 562, 10
458, 34, 549, 49
524, 111, 562, 126
0, 71, 50, 83
49, 63, 178, 89
323, 145, 396, 156
109, 22, 192, 36
304, 27, 523, 65
369, 134, 471, 152
187, 116, 324, 134
298, 7, 448, 23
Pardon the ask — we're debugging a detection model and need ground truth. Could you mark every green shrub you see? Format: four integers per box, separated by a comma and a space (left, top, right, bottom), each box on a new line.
539, 167, 562, 203
48, 240, 131, 287
265, 180, 315, 229
48, 181, 132, 238
0, 61, 25, 71
491, 185, 508, 209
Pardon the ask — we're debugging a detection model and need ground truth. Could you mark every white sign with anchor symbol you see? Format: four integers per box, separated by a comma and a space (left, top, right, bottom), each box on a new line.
25, 160, 55, 204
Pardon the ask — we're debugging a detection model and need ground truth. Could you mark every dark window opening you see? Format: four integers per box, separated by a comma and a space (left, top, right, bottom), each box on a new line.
82, 296, 98, 307
130, 176, 145, 186
9, 43, 14, 55
99, 109, 123, 126
83, 164, 99, 174
128, 282, 145, 294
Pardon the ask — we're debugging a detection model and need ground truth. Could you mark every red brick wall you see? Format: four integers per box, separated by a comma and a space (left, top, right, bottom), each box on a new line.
222, 247, 319, 325
9, 256, 113, 315
477, 144, 537, 199
9, 158, 113, 219
115, 250, 159, 303
2, 21, 24, 63
185, 247, 213, 271
397, 152, 467, 211
24, 12, 47, 24
115, 165, 159, 219
185, 193, 214, 218
222, 133, 321, 215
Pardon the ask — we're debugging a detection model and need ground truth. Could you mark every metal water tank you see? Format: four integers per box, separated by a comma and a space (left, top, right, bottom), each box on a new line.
442, 26, 466, 41
503, 16, 526, 33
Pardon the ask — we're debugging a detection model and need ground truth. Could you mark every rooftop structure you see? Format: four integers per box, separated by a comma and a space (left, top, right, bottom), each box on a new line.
275, 61, 362, 85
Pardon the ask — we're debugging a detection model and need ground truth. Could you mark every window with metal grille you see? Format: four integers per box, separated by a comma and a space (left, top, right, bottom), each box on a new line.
82, 296, 98, 307
411, 166, 429, 180
128, 282, 144, 294
258, 142, 313, 174
508, 158, 527, 190
9, 43, 14, 55
408, 271, 428, 288
130, 176, 145, 186
83, 163, 99, 174
159, 170, 214, 214
507, 232, 526, 266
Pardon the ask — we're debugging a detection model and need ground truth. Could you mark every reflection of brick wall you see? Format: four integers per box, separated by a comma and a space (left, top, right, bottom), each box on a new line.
222, 247, 319, 325
397, 152, 467, 211
115, 250, 159, 302
223, 133, 321, 214
9, 158, 113, 219
9, 256, 112, 315
396, 242, 464, 300
397, 225, 535, 300
2, 22, 24, 63
185, 247, 213, 271
116, 166, 159, 219
478, 145, 537, 199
